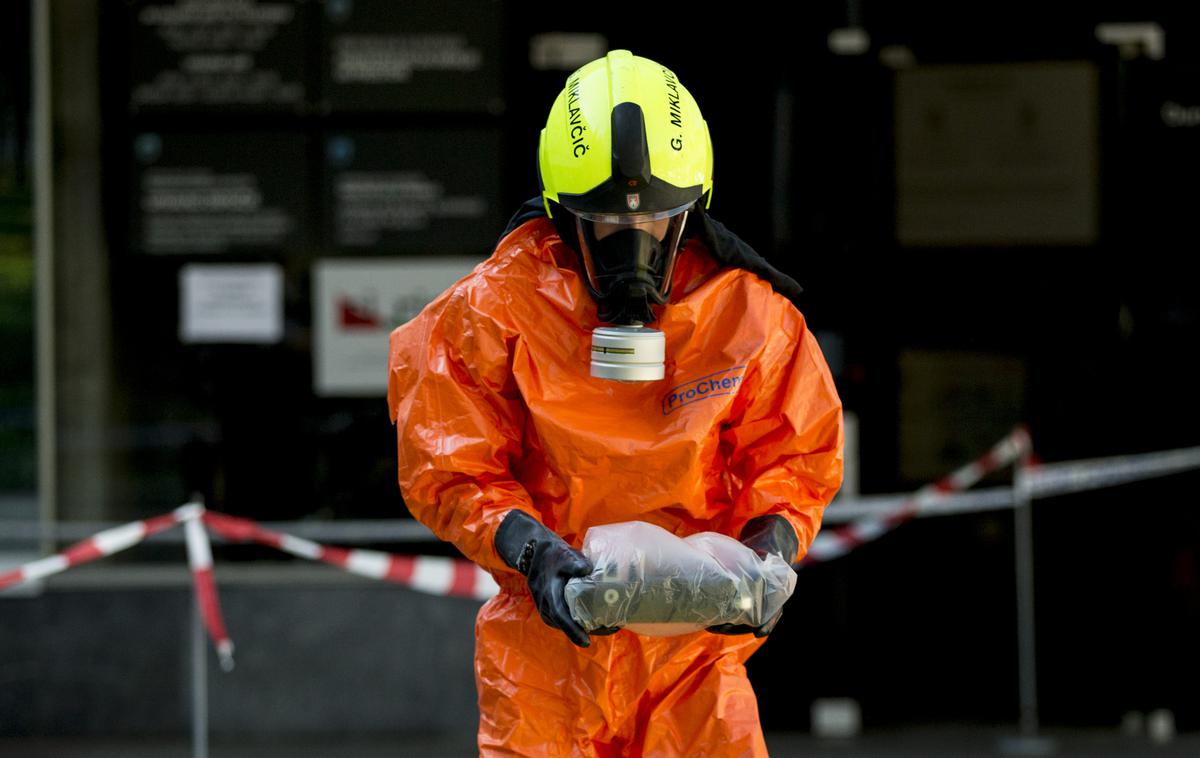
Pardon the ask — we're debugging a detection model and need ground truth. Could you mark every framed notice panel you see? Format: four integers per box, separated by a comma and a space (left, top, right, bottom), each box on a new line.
896, 62, 1099, 247
321, 0, 502, 113
323, 130, 502, 254
129, 0, 310, 111
1123, 62, 1200, 238
131, 132, 308, 255
313, 257, 482, 396
179, 263, 284, 344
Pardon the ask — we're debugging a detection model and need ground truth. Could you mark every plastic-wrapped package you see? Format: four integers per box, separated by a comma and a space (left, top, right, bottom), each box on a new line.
565, 521, 797, 637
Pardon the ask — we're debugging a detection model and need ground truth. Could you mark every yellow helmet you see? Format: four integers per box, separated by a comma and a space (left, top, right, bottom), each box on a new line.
538, 50, 713, 219
537, 51, 713, 324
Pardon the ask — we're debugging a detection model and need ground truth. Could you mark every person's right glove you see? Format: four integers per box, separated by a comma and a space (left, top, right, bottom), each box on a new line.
495, 510, 594, 647
707, 514, 800, 638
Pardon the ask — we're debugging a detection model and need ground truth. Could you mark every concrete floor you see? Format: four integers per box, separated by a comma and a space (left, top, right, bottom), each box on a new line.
1, 727, 1197, 757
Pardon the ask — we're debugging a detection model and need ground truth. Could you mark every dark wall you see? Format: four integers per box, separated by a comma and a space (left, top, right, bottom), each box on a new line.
38, 0, 1200, 732
0, 582, 480, 737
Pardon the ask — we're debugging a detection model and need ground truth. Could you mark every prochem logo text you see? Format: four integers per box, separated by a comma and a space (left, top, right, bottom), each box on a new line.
661, 365, 746, 415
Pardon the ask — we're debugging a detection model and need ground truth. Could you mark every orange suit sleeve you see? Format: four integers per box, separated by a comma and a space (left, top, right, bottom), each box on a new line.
387, 279, 538, 575
721, 307, 844, 562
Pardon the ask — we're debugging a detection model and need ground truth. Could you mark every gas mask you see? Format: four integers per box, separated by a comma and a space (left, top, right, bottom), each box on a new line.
569, 205, 690, 382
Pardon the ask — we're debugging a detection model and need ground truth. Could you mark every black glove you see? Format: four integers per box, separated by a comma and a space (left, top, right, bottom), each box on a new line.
708, 514, 799, 638
495, 510, 594, 647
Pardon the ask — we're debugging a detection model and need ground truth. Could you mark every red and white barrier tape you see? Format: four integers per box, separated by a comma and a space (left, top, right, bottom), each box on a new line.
817, 442, 1200, 525
0, 505, 191, 591
184, 511, 500, 660
183, 509, 235, 671
802, 426, 1032, 566
200, 511, 499, 601
823, 487, 1017, 524
7, 425, 1195, 657
0, 504, 498, 666
1027, 444, 1200, 498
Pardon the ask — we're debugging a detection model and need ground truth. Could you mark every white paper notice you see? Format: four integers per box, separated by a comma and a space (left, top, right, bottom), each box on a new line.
313, 257, 481, 397
179, 263, 284, 344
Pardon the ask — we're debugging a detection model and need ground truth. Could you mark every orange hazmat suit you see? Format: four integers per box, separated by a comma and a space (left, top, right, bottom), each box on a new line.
388, 216, 843, 756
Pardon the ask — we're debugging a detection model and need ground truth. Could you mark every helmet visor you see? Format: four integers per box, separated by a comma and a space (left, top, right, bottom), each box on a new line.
572, 201, 694, 226
575, 206, 690, 308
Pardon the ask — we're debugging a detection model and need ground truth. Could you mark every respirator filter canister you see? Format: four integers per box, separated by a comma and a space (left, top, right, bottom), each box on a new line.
590, 326, 665, 382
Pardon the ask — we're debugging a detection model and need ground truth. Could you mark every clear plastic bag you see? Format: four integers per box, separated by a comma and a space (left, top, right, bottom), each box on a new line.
564, 521, 797, 637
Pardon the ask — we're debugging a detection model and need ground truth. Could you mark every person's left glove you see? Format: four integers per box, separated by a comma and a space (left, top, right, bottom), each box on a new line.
707, 514, 799, 638
495, 510, 594, 647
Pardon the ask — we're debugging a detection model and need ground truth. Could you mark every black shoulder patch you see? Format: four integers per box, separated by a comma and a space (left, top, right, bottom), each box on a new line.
686, 210, 804, 306
499, 197, 551, 241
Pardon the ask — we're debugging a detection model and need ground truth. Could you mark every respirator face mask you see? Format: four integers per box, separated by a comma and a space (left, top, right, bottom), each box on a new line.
572, 204, 690, 382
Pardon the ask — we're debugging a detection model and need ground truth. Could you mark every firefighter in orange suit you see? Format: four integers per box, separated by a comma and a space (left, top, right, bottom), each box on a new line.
388, 50, 843, 757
